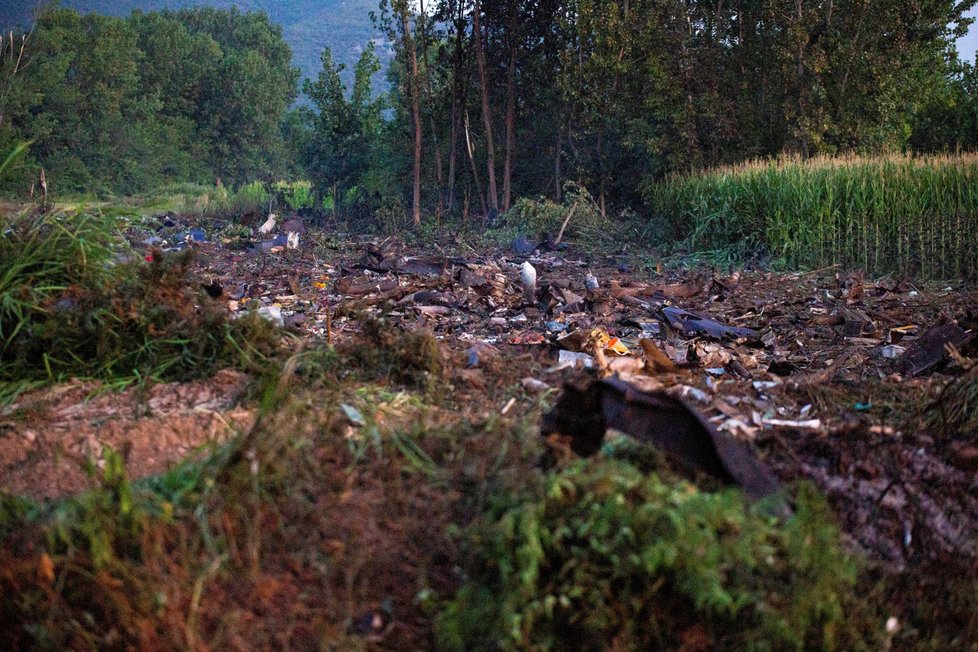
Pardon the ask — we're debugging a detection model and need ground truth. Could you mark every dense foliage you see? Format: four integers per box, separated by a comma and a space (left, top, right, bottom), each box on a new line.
298, 43, 393, 217
0, 210, 280, 384
2, 2, 978, 236
0, 0, 382, 96
438, 459, 867, 651
0, 5, 298, 194
370, 0, 978, 220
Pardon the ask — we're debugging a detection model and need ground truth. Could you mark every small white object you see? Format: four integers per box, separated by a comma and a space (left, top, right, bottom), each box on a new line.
258, 213, 277, 235
520, 261, 537, 303
521, 377, 550, 393
762, 417, 823, 430
880, 344, 905, 359
286, 231, 300, 249
256, 305, 284, 327
556, 350, 594, 369
584, 273, 599, 291
675, 385, 710, 403
886, 617, 899, 634
500, 397, 517, 415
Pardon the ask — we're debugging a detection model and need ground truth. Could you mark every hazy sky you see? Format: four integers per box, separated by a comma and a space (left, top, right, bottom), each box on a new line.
960, 7, 978, 61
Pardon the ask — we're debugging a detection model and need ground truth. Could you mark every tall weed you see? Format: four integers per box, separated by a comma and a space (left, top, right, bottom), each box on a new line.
649, 153, 978, 278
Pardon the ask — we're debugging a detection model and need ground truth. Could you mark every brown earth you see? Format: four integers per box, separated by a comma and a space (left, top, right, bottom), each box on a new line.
0, 369, 254, 498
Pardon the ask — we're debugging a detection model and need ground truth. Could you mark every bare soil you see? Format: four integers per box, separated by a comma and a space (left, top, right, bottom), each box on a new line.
0, 369, 253, 498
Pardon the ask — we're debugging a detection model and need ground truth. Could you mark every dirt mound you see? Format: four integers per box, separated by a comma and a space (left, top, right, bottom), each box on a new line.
0, 369, 254, 499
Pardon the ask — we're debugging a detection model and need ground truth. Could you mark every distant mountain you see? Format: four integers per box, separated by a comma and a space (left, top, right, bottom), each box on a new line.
0, 0, 389, 92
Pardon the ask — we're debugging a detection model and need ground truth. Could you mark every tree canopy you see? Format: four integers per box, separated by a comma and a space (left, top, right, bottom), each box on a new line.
0, 5, 298, 194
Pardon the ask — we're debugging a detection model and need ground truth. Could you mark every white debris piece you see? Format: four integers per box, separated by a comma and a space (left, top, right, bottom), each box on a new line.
258, 213, 277, 235
552, 350, 594, 370
880, 344, 905, 359
256, 305, 284, 327
287, 231, 300, 249
521, 377, 551, 393
520, 261, 537, 303
762, 417, 823, 430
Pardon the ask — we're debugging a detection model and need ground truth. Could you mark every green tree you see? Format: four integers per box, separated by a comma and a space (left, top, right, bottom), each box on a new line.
22, 8, 144, 192
173, 7, 299, 184
303, 43, 387, 216
0, 5, 300, 195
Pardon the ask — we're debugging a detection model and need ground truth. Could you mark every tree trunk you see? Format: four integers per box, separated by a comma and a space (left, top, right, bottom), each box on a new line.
400, 6, 423, 227
417, 0, 444, 215
472, 0, 498, 212
554, 125, 562, 201
447, 5, 465, 213
502, 0, 518, 212
464, 109, 487, 216
447, 88, 459, 213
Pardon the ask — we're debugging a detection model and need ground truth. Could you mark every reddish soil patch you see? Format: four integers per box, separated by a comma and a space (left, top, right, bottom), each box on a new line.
0, 369, 254, 499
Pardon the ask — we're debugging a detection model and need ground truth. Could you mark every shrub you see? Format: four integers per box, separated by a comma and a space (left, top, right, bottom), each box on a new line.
273, 180, 315, 212
501, 183, 633, 249
338, 317, 442, 391
438, 460, 870, 651
0, 210, 121, 352
321, 191, 335, 214
231, 180, 269, 216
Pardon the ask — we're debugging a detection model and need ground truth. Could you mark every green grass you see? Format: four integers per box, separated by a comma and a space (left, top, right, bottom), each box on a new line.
648, 153, 978, 278
0, 333, 530, 650
0, 338, 878, 651
0, 208, 282, 390
0, 209, 122, 350
1, 317, 974, 650
438, 459, 871, 651
70, 179, 315, 221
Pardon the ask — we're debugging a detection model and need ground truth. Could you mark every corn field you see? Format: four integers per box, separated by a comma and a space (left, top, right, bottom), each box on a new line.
649, 154, 978, 278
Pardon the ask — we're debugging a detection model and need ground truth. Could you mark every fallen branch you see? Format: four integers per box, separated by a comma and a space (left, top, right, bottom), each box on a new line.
553, 201, 578, 245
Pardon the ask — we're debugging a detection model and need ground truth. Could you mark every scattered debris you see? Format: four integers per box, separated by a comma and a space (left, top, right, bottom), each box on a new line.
520, 261, 537, 304
662, 306, 758, 340
898, 319, 973, 376
258, 213, 277, 234
281, 218, 305, 235
5, 212, 978, 602
762, 417, 823, 430
555, 350, 594, 369
541, 377, 788, 512
256, 305, 284, 327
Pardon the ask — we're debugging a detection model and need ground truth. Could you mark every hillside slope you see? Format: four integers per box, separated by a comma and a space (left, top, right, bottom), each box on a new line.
0, 0, 387, 90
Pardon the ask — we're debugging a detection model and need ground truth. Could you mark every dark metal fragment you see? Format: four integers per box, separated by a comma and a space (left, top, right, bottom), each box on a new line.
542, 378, 786, 510
662, 306, 758, 340
898, 319, 973, 376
